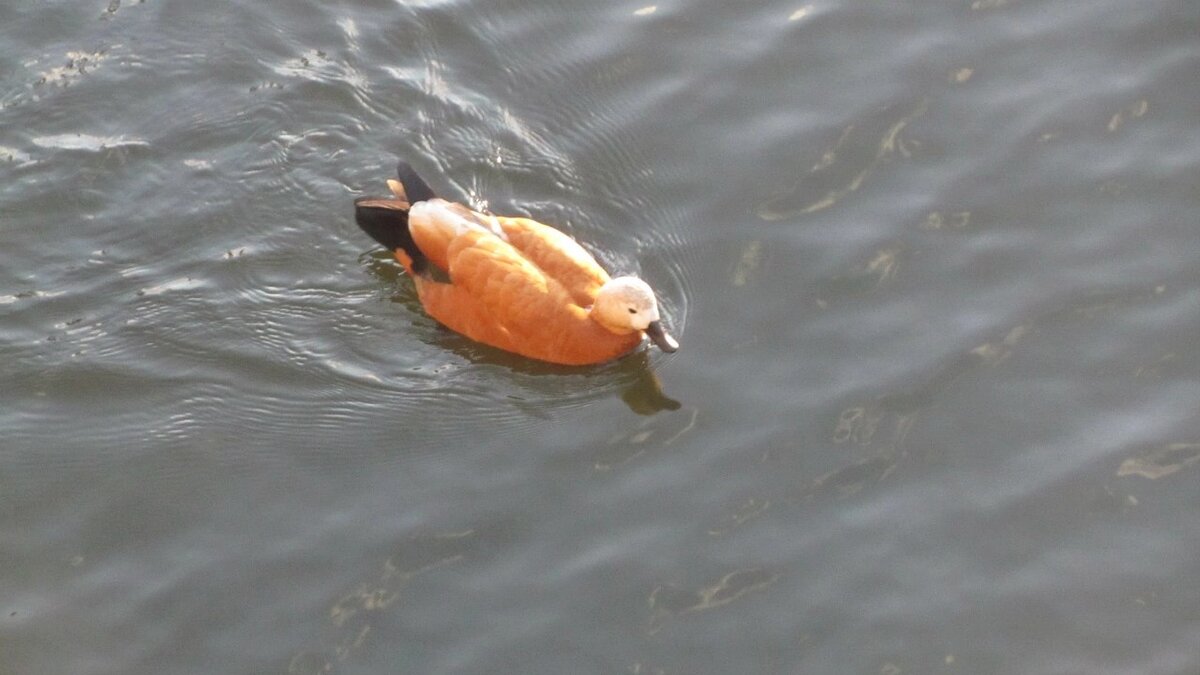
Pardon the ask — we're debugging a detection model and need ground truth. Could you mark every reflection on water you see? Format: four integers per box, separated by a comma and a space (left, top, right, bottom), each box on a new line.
729, 239, 763, 288
4, 0, 1200, 672
618, 358, 682, 415
755, 99, 926, 221
647, 568, 780, 636
919, 210, 972, 231
592, 406, 698, 471
1106, 99, 1149, 134
1117, 443, 1200, 480
288, 530, 475, 675
707, 497, 770, 537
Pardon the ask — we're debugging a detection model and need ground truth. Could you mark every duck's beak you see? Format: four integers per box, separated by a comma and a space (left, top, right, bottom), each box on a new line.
645, 320, 679, 353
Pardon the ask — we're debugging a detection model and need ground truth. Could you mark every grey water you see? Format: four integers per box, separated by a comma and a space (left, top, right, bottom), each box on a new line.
3, 0, 1199, 673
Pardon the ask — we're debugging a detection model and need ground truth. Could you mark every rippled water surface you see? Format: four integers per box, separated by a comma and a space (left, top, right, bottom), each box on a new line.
4, 0, 1199, 673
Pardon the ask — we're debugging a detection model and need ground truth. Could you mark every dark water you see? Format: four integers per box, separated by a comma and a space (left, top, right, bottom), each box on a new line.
3, 0, 1199, 672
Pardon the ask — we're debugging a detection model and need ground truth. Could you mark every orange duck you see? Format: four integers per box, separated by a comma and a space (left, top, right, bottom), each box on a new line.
354, 162, 679, 366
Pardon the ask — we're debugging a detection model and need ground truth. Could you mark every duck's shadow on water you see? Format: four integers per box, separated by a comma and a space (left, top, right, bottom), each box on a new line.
440, 340, 683, 416
361, 252, 681, 416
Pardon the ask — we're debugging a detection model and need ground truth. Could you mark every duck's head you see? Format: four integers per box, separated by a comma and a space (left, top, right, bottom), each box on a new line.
592, 276, 679, 353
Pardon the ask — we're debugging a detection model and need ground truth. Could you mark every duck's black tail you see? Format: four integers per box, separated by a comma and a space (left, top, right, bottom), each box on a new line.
395, 161, 436, 203
353, 162, 438, 275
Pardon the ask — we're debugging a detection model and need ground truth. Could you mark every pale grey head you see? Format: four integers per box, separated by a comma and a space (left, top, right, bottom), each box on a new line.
592, 276, 679, 352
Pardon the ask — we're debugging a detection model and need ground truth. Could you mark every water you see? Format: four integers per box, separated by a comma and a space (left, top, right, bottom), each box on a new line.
3, 0, 1199, 672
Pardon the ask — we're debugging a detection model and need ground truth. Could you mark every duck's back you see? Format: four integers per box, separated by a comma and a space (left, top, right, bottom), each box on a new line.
419, 228, 639, 364
407, 200, 609, 301
493, 216, 610, 306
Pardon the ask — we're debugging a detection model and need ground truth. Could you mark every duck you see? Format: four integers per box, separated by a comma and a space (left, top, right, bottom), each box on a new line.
354, 162, 679, 366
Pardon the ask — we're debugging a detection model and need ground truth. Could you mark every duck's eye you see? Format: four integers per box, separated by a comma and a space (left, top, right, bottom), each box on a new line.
628, 307, 637, 314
